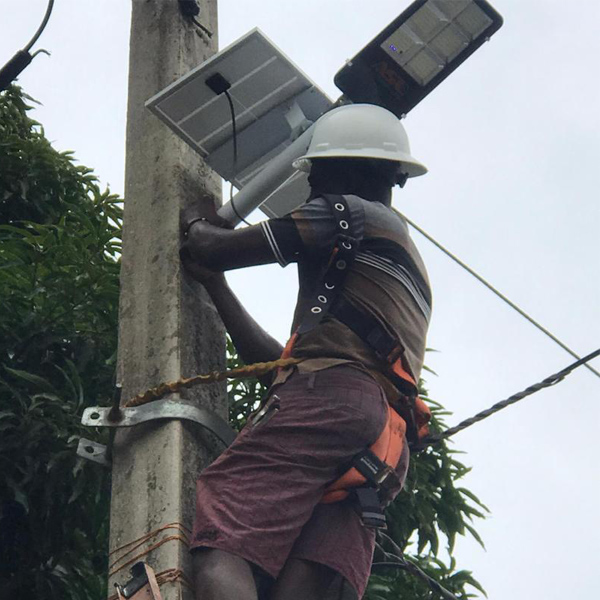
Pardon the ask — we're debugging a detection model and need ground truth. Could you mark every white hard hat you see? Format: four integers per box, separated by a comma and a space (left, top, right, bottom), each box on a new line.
293, 103, 427, 178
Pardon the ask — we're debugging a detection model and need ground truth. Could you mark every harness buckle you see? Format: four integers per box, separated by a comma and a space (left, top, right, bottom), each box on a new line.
353, 451, 399, 491
354, 487, 388, 530
386, 344, 404, 365
376, 464, 396, 487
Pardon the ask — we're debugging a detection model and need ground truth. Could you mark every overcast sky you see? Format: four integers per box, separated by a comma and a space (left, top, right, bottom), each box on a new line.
2, 1, 599, 598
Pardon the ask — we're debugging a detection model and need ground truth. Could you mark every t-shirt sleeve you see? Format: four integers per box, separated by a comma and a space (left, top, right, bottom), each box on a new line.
259, 197, 338, 267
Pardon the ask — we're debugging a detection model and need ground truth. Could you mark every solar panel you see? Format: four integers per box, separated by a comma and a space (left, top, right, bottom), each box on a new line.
146, 28, 332, 189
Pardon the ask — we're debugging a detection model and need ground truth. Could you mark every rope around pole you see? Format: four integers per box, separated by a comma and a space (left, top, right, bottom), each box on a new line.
123, 357, 302, 408
420, 347, 600, 448
108, 523, 191, 574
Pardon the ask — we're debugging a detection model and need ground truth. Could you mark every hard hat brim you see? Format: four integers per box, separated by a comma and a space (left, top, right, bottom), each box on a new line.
293, 149, 428, 178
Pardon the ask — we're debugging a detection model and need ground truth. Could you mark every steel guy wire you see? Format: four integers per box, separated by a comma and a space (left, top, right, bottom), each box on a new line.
400, 213, 600, 380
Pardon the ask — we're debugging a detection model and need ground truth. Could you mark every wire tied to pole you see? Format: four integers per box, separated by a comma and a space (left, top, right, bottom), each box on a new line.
108, 522, 191, 578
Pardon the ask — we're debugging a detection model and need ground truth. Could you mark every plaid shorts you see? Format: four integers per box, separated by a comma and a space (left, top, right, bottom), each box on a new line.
190, 366, 410, 598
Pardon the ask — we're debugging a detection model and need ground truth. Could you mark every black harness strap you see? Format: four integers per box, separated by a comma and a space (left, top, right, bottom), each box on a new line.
297, 194, 364, 334
353, 449, 399, 490
293, 194, 419, 403
330, 298, 417, 398
352, 449, 402, 529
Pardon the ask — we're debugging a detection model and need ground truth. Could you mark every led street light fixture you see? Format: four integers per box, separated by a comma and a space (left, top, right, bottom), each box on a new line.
334, 0, 503, 118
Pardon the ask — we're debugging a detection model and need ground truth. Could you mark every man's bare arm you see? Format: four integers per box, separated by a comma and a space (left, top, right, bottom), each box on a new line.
180, 219, 285, 367
201, 272, 284, 365
182, 220, 275, 271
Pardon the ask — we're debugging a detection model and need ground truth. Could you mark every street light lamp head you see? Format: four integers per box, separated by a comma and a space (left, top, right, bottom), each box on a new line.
335, 0, 504, 118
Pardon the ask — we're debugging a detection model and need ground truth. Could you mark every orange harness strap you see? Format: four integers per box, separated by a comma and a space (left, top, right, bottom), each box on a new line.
322, 364, 429, 504
280, 332, 298, 360
322, 405, 407, 504
390, 358, 432, 441
279, 333, 431, 506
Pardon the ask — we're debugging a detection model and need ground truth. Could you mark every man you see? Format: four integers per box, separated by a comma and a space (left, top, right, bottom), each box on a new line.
179, 104, 431, 600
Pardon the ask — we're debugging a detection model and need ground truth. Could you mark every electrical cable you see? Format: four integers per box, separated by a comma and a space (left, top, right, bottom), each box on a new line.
374, 532, 461, 600
178, 0, 213, 38
24, 0, 55, 53
418, 346, 600, 448
31, 49, 51, 59
192, 16, 213, 38
0, 0, 54, 92
223, 89, 250, 226
399, 212, 600, 380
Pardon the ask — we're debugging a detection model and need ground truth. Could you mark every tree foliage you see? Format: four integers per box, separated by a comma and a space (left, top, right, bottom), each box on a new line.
0, 86, 487, 600
0, 86, 120, 598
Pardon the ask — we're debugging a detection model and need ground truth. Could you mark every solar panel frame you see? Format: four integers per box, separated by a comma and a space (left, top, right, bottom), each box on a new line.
146, 28, 332, 189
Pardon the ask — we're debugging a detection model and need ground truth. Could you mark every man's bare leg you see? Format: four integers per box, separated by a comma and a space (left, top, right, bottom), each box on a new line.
269, 558, 337, 600
193, 548, 258, 600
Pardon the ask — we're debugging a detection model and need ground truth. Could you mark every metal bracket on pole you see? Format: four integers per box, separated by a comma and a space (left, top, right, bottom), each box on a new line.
77, 438, 111, 467
284, 101, 313, 142
217, 123, 315, 226
82, 400, 236, 446
78, 401, 237, 466
216, 97, 348, 225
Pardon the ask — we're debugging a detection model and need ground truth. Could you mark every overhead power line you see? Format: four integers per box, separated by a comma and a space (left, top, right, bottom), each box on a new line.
401, 213, 600, 380
418, 346, 600, 449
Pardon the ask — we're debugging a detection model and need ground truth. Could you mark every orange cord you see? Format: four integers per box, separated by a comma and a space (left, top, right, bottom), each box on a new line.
108, 523, 191, 578
109, 522, 190, 557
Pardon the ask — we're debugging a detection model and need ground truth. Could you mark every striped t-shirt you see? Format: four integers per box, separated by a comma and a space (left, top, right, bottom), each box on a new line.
260, 194, 432, 386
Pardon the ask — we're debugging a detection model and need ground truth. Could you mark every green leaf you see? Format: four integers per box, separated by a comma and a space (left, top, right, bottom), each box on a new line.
4, 367, 57, 392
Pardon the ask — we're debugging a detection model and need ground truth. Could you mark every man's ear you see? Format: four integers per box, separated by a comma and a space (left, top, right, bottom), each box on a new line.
396, 172, 409, 189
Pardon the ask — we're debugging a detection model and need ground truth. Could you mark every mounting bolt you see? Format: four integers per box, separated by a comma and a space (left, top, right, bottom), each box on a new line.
107, 383, 123, 423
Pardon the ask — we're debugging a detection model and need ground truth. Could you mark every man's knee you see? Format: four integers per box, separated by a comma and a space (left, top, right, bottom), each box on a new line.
269, 558, 337, 600
193, 548, 257, 599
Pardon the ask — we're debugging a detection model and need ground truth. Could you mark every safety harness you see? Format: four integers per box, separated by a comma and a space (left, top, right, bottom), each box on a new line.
280, 194, 431, 529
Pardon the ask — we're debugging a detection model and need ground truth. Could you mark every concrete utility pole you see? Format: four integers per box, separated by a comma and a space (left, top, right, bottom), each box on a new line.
109, 2, 223, 598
